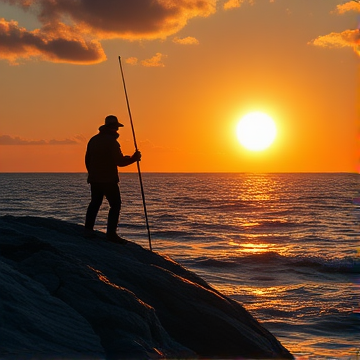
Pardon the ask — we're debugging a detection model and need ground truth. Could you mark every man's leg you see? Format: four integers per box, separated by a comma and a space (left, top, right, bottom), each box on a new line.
104, 183, 121, 237
85, 183, 104, 230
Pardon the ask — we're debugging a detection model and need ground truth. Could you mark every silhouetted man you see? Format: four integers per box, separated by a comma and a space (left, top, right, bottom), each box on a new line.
85, 115, 141, 243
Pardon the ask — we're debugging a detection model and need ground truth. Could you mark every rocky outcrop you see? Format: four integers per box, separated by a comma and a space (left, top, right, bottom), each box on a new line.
0, 215, 293, 359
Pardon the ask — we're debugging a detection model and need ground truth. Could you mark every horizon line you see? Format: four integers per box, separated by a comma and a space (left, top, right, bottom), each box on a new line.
0, 171, 358, 175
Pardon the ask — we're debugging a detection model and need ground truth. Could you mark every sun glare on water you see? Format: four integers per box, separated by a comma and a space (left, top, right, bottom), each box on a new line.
236, 112, 277, 151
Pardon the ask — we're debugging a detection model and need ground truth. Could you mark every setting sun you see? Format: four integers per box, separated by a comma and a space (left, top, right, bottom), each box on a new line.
236, 112, 277, 152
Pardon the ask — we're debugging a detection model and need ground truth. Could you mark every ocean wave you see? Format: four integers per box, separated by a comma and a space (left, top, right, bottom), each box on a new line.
192, 252, 360, 274
156, 214, 179, 220
213, 202, 253, 211
196, 258, 239, 268
290, 255, 360, 274
255, 220, 299, 228
149, 229, 199, 240
151, 219, 301, 237
172, 196, 214, 206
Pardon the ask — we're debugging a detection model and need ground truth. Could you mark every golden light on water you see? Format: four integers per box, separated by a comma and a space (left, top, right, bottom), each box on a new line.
229, 242, 271, 254
241, 222, 261, 227
228, 237, 292, 257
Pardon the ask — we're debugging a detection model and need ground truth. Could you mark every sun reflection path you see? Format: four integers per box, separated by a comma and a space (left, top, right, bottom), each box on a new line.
238, 175, 281, 202
228, 241, 272, 254
227, 239, 291, 257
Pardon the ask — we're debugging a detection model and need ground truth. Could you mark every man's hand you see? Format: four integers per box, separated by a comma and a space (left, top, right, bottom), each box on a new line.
132, 150, 141, 162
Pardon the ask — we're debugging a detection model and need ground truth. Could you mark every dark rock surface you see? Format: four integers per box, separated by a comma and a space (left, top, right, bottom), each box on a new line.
0, 215, 293, 359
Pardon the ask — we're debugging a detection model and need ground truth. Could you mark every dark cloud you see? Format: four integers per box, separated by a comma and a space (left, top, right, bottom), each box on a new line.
0, 134, 81, 145
33, 0, 215, 38
0, 18, 105, 64
0, 0, 216, 64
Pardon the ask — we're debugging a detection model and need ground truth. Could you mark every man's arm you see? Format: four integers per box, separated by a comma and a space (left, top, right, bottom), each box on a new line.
116, 148, 141, 167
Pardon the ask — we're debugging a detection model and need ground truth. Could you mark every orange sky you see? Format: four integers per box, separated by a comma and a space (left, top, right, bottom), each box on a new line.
0, 0, 359, 172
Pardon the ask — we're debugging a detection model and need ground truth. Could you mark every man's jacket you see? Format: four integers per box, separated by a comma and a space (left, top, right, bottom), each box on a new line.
85, 125, 134, 183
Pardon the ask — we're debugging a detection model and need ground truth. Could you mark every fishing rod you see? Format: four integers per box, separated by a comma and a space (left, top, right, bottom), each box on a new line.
118, 56, 152, 251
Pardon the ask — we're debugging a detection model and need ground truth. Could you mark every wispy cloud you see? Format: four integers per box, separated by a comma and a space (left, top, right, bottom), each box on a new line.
124, 53, 167, 67
0, 0, 216, 65
141, 53, 167, 67
223, 0, 253, 10
172, 36, 199, 45
125, 57, 138, 65
0, 134, 83, 145
224, 0, 242, 10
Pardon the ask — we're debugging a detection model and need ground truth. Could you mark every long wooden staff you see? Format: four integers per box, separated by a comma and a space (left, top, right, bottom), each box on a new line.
118, 56, 152, 251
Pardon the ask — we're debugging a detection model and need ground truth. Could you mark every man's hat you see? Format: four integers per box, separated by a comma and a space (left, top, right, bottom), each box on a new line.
105, 115, 124, 128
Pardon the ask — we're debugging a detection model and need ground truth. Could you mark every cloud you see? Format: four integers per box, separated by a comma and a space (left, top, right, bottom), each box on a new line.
141, 53, 167, 67
48, 138, 81, 145
333, 1, 360, 14
309, 2, 360, 57
223, 0, 253, 10
0, 0, 217, 64
0, 134, 81, 145
0, 18, 106, 64
223, 0, 242, 10
310, 30, 359, 48
309, 29, 360, 56
172, 36, 199, 45
309, 2, 360, 56
125, 57, 138, 65
124, 53, 167, 67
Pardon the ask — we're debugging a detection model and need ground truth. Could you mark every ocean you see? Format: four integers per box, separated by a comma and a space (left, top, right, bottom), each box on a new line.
0, 172, 359, 359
